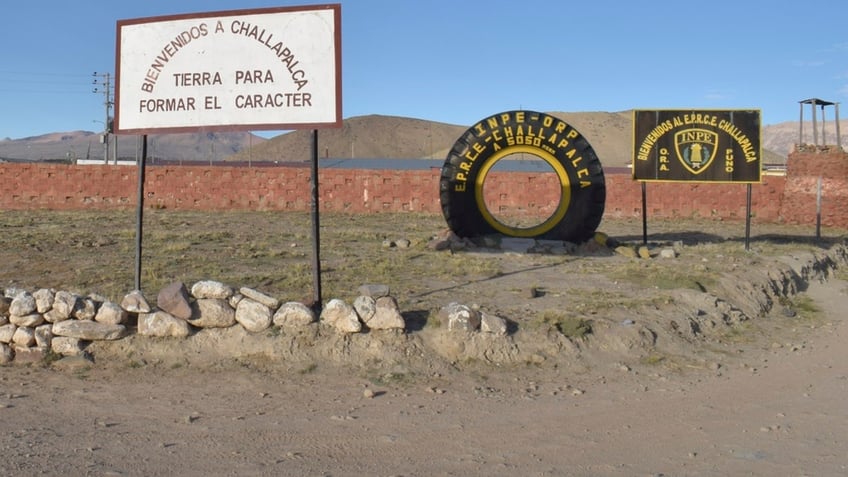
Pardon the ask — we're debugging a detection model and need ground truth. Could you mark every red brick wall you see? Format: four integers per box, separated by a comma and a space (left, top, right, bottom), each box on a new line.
604, 175, 786, 222
780, 150, 848, 227
0, 151, 844, 227
0, 164, 446, 213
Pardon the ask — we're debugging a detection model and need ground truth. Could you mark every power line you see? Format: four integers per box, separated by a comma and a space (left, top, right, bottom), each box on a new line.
0, 69, 93, 76
2, 78, 92, 85
0, 70, 105, 94
92, 72, 114, 164
0, 88, 93, 94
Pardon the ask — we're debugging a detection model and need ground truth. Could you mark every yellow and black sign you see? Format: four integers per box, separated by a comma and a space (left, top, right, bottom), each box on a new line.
632, 109, 761, 183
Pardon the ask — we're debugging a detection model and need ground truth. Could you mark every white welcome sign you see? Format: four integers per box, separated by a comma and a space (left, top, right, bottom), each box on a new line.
115, 5, 341, 133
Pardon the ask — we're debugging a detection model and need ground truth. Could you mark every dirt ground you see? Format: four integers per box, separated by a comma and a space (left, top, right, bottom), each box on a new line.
1, 212, 847, 476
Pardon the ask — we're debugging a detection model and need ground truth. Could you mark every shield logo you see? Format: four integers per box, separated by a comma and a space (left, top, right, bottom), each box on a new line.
674, 128, 718, 175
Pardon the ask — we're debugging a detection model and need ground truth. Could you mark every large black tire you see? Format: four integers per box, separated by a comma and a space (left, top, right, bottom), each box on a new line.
439, 110, 605, 242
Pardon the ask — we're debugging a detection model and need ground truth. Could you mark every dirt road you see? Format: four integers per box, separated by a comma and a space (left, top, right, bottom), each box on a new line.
1, 274, 845, 476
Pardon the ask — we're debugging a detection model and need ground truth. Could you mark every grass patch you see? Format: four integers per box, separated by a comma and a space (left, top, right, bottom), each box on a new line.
74, 367, 91, 380
640, 352, 665, 366
834, 266, 848, 282
370, 371, 415, 387
41, 350, 63, 366
779, 294, 822, 322
638, 352, 697, 373
718, 322, 756, 344
538, 311, 592, 338
298, 362, 318, 375
792, 295, 820, 315
609, 260, 718, 291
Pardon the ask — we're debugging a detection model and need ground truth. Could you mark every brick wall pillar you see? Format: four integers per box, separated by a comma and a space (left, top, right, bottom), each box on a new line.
780, 148, 848, 226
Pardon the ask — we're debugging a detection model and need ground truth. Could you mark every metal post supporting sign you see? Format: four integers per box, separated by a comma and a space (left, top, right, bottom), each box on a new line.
310, 130, 322, 310
641, 182, 648, 245
135, 135, 147, 290
745, 183, 752, 251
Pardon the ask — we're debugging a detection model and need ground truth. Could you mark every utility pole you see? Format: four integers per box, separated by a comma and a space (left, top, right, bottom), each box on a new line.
92, 72, 113, 164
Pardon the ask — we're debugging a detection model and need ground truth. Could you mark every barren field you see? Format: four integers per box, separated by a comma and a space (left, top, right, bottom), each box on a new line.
1, 210, 847, 476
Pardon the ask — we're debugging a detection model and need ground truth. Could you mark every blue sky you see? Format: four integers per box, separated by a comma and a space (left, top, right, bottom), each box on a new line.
1, 0, 846, 139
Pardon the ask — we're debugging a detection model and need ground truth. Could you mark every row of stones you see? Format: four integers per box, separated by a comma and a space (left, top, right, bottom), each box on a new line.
428, 229, 678, 258
0, 280, 507, 364
0, 288, 127, 362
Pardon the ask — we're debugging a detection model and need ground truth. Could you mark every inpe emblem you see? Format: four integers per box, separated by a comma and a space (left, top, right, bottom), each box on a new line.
674, 128, 718, 174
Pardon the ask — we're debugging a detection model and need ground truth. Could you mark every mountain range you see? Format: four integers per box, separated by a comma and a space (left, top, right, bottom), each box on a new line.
2, 112, 842, 167
0, 130, 264, 163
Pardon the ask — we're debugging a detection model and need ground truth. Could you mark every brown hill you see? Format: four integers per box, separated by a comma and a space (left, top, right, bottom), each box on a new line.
548, 111, 633, 165
225, 115, 467, 163
226, 112, 634, 166
763, 119, 848, 156
0, 131, 264, 163
227, 111, 790, 168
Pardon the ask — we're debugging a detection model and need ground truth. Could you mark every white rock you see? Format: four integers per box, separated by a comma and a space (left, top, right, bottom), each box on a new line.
52, 320, 127, 341
480, 312, 508, 335
9, 292, 36, 317
45, 291, 79, 323
12, 326, 35, 347
272, 302, 316, 327
190, 298, 236, 328
353, 295, 377, 322
121, 290, 151, 313
0, 323, 16, 344
235, 298, 273, 333
4, 287, 27, 299
660, 248, 677, 258
34, 324, 53, 348
10, 313, 44, 328
56, 290, 80, 314
439, 302, 480, 332
137, 311, 191, 338
367, 296, 405, 330
228, 292, 244, 309
94, 301, 128, 325
73, 297, 98, 320
43, 309, 68, 324
191, 280, 234, 300
51, 336, 84, 356
238, 287, 280, 310
33, 288, 55, 313
320, 299, 361, 333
